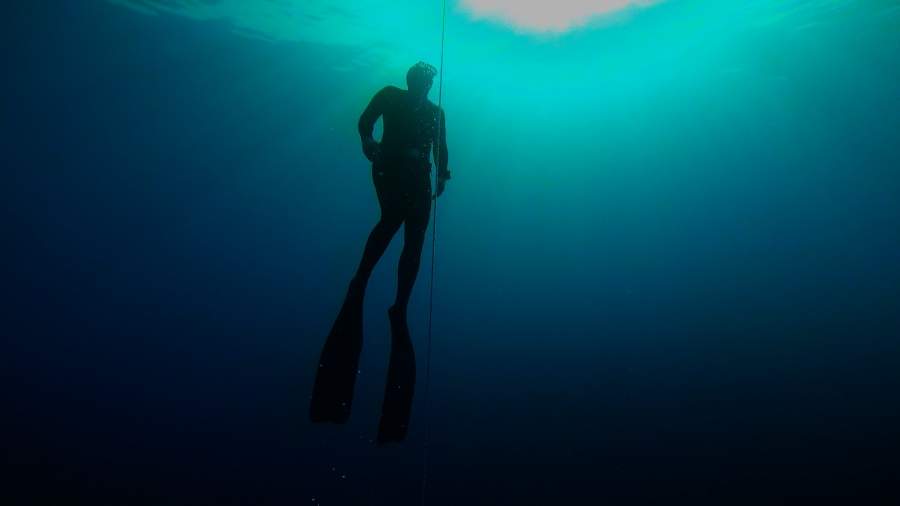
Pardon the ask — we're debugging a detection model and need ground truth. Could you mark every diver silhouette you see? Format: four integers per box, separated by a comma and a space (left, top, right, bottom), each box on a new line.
310, 62, 450, 444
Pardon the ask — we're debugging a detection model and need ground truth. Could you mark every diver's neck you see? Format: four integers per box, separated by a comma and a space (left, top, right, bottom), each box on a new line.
405, 89, 427, 108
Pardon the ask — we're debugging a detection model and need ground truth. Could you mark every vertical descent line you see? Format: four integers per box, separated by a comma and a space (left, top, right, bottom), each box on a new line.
421, 1, 447, 505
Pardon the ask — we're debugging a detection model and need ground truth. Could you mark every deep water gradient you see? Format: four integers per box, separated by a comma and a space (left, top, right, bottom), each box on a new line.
4, 1, 900, 505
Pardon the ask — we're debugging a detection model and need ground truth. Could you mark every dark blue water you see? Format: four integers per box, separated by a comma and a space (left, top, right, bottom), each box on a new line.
4, 2, 899, 504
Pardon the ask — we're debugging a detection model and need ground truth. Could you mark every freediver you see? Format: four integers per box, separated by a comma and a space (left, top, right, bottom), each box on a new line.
310, 62, 450, 444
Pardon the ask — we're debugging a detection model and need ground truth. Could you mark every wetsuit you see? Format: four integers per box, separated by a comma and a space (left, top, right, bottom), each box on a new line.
353, 85, 449, 313
309, 84, 448, 440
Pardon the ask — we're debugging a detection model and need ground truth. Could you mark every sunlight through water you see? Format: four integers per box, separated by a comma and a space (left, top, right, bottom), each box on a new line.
459, 0, 664, 32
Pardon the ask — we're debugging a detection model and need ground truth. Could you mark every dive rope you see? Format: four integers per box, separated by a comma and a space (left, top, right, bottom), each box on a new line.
421, 0, 447, 504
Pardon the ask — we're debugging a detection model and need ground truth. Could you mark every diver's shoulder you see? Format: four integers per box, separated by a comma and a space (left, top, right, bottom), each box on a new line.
380, 85, 402, 96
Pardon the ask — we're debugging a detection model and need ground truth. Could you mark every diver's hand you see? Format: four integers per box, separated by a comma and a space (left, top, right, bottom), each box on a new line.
434, 175, 448, 199
362, 137, 382, 162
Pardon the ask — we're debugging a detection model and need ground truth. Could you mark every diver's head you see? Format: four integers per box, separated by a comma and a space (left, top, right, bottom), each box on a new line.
406, 61, 436, 102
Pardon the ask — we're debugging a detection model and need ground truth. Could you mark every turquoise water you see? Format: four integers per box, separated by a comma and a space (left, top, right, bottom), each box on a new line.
5, 1, 899, 504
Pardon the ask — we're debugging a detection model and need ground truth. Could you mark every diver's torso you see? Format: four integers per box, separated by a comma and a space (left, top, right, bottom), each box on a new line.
379, 87, 438, 162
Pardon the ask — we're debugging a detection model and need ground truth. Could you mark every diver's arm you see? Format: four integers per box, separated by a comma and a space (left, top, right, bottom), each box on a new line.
433, 108, 450, 198
358, 87, 389, 161
433, 108, 450, 180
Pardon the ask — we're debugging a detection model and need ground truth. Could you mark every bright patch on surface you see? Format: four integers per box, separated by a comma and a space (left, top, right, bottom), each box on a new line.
460, 0, 663, 32
104, 0, 892, 99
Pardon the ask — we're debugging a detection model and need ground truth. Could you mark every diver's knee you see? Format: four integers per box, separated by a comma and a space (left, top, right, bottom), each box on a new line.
400, 242, 425, 262
409, 230, 428, 248
378, 215, 403, 231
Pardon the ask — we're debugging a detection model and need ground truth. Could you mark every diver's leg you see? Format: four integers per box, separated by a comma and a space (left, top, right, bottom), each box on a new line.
310, 169, 402, 424
393, 185, 432, 315
378, 181, 431, 444
352, 168, 404, 291
352, 215, 403, 291
332, 169, 404, 339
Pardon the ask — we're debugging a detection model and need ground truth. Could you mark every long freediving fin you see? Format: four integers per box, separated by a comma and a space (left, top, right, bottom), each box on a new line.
376, 306, 417, 444
310, 284, 365, 424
